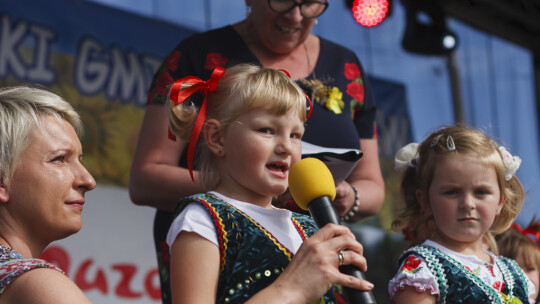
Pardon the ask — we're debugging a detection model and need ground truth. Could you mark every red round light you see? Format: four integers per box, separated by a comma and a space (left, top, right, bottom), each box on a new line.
352, 0, 389, 27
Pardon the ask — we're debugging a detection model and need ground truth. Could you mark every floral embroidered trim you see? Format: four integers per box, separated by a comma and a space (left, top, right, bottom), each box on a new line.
499, 147, 522, 181
415, 245, 513, 304
501, 256, 531, 300
407, 246, 449, 304
399, 256, 423, 274
299, 78, 344, 115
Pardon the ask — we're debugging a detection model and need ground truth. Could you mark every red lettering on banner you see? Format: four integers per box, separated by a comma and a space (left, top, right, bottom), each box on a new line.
41, 245, 161, 301
111, 264, 143, 298
145, 269, 161, 300
75, 260, 109, 294
40, 245, 70, 273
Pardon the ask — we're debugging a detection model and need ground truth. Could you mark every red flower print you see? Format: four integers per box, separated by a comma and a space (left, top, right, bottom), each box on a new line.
155, 72, 174, 97
401, 256, 421, 272
346, 82, 365, 102
464, 266, 472, 272
492, 281, 505, 292
204, 53, 228, 70
344, 63, 361, 80
166, 50, 181, 71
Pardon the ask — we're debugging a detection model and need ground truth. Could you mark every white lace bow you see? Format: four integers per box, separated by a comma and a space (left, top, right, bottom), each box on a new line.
394, 143, 419, 173
499, 146, 522, 181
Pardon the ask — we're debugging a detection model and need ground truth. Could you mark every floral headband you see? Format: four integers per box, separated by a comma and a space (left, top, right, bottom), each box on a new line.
394, 136, 522, 181
168, 67, 226, 182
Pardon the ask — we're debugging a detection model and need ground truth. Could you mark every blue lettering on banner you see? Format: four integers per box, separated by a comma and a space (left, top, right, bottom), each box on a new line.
75, 38, 162, 106
0, 14, 56, 85
0, 14, 163, 107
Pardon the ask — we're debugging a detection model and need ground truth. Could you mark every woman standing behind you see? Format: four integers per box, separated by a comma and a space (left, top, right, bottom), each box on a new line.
129, 1, 384, 302
0, 87, 96, 303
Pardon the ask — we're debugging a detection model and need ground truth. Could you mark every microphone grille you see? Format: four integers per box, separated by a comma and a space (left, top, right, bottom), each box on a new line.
288, 157, 336, 210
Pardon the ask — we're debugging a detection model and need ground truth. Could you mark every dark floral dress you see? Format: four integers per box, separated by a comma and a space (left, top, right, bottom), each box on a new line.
146, 25, 378, 303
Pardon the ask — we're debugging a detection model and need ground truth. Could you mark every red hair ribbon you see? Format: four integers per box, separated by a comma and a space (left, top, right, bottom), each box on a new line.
168, 66, 226, 182
511, 223, 540, 245
277, 69, 312, 120
402, 227, 411, 241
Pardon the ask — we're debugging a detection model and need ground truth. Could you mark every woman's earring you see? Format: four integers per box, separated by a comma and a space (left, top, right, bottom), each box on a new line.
314, 19, 318, 25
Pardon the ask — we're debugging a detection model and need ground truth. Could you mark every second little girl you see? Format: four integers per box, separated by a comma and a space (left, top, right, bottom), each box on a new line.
389, 125, 535, 303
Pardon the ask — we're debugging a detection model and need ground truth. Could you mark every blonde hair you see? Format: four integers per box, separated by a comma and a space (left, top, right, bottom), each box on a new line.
0, 86, 82, 186
392, 125, 525, 245
496, 218, 540, 271
169, 64, 307, 188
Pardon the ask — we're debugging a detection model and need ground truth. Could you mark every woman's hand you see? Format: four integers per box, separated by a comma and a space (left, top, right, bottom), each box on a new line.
248, 224, 373, 304
333, 181, 356, 217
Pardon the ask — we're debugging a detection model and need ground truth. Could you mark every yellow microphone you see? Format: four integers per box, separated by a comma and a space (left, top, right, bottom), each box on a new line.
289, 157, 336, 210
288, 157, 377, 304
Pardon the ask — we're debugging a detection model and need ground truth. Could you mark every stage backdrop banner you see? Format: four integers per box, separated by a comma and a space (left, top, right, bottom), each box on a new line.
0, 0, 195, 303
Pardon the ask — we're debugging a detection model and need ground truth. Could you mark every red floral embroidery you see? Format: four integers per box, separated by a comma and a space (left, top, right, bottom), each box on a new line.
344, 63, 361, 80
155, 72, 174, 97
346, 82, 365, 102
464, 266, 472, 272
166, 50, 181, 71
204, 53, 228, 70
401, 256, 421, 272
492, 281, 505, 292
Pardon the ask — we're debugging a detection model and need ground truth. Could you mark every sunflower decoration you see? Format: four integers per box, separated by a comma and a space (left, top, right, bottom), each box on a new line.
299, 78, 344, 115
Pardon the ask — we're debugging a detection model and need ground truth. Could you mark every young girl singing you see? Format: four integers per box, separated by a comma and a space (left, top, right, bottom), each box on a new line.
388, 125, 535, 303
165, 64, 373, 304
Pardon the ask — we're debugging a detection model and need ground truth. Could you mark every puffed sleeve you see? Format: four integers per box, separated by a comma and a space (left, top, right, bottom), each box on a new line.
388, 254, 440, 301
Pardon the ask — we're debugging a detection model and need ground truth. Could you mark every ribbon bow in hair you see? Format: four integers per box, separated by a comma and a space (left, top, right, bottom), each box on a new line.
499, 146, 522, 181
394, 143, 419, 173
278, 68, 313, 120
511, 223, 540, 247
169, 67, 226, 182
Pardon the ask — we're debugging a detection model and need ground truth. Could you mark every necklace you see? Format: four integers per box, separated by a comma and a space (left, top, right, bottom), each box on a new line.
303, 42, 313, 77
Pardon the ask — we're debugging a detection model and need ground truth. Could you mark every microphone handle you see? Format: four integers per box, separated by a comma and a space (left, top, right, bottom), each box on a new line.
339, 265, 377, 304
308, 197, 377, 304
